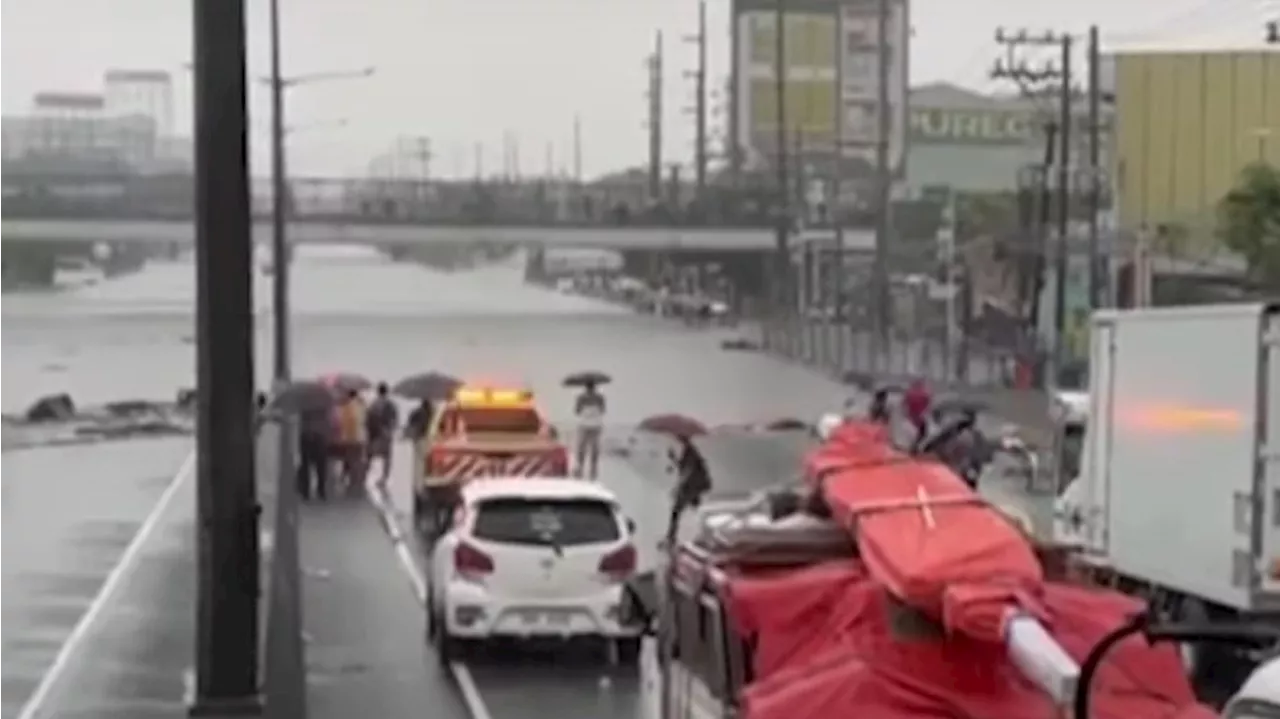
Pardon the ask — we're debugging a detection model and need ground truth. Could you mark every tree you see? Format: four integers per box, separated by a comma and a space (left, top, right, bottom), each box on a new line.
1218, 162, 1280, 287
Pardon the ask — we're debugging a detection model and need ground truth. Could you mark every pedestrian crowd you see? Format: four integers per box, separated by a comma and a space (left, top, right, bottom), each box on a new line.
294, 382, 403, 501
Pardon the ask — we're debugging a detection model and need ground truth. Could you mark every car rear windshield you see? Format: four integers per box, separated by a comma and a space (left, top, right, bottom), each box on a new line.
471, 498, 621, 547
459, 407, 541, 434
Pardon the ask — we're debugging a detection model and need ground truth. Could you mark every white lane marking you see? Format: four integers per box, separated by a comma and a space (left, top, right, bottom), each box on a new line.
364, 486, 494, 719
17, 450, 196, 719
450, 662, 494, 719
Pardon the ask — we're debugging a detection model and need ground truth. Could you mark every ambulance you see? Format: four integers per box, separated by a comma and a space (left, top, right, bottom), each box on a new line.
410, 386, 570, 534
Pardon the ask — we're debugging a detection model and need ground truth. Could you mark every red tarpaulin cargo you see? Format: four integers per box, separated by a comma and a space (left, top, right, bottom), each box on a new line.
806, 421, 1043, 631
727, 562, 1212, 719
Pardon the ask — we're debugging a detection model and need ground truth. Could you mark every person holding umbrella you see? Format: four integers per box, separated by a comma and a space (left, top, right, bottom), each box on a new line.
664, 435, 712, 546
565, 371, 610, 479
265, 379, 339, 502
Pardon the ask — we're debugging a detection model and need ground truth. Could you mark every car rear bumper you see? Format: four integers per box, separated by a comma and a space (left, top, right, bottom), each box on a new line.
441, 583, 641, 640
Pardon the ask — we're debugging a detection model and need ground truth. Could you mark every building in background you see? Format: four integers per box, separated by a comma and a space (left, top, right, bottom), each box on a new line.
729, 0, 909, 189
1109, 49, 1280, 244
104, 69, 175, 137
2, 69, 190, 175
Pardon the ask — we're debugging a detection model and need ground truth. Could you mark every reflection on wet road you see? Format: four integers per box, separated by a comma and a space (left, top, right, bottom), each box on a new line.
2, 247, 1046, 719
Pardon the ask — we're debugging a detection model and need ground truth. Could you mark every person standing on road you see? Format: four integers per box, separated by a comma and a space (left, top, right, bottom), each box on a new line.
334, 389, 368, 495
365, 382, 399, 489
297, 406, 331, 501
574, 382, 606, 479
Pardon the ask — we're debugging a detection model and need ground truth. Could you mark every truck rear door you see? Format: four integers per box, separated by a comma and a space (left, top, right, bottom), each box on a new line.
1082, 316, 1116, 555
1259, 307, 1280, 602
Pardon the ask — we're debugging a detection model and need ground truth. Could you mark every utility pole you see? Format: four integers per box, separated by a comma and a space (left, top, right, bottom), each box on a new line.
992, 28, 1073, 384
871, 0, 894, 341
412, 136, 432, 213
647, 31, 665, 200
267, 0, 289, 382
572, 114, 583, 184
1086, 25, 1103, 309
190, 0, 260, 711
1053, 34, 1073, 386
773, 0, 790, 318
685, 0, 709, 197
830, 4, 846, 372
502, 131, 512, 181
473, 142, 483, 181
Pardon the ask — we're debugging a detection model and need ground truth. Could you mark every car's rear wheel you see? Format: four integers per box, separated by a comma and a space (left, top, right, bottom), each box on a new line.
431, 606, 472, 661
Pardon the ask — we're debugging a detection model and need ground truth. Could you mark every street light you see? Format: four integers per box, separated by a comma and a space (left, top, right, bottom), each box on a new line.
267, 66, 375, 89
266, 0, 373, 383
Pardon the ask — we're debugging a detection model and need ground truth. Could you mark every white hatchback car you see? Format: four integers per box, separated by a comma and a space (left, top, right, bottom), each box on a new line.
427, 477, 643, 661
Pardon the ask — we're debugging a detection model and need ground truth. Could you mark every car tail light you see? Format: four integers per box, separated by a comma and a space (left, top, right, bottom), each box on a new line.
599, 544, 637, 580
454, 542, 494, 577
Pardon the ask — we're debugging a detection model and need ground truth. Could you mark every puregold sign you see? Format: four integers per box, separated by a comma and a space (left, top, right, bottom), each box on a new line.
909, 108, 1036, 146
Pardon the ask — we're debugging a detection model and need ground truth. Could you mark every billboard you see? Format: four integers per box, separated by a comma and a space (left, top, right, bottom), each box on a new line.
732, 0, 909, 178
1111, 50, 1280, 233
908, 107, 1036, 146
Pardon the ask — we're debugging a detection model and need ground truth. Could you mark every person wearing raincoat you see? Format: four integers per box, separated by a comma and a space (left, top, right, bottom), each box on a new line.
333, 389, 368, 494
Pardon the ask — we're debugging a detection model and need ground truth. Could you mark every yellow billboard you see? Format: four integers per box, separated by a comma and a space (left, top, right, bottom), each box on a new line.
741, 13, 839, 146
1113, 50, 1280, 235
732, 0, 909, 172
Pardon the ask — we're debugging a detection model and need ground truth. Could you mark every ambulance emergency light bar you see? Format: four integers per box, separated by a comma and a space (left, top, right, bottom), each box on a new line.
453, 386, 534, 406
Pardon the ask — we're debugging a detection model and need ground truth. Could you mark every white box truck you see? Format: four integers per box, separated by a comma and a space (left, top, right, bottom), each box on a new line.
1052, 302, 1280, 694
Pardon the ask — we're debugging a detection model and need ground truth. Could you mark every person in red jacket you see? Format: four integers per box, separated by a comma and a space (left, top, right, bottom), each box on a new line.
903, 378, 932, 450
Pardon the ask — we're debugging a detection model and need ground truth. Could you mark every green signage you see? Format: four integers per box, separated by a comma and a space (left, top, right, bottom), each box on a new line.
909, 108, 1035, 146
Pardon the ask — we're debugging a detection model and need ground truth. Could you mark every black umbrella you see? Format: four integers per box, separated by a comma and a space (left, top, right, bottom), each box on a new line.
393, 371, 463, 401
563, 370, 612, 388
638, 413, 707, 438
269, 380, 337, 413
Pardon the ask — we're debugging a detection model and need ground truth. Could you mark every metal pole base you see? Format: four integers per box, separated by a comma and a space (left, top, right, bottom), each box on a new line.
188, 696, 263, 717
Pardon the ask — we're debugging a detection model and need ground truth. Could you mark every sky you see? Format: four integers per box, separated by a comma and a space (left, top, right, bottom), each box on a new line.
1, 0, 1274, 179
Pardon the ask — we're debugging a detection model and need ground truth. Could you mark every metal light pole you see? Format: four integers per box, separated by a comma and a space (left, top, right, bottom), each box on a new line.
190, 0, 259, 710
268, 0, 288, 383
264, 0, 373, 383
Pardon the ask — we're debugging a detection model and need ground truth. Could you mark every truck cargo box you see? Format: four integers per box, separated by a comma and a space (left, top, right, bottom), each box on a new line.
1079, 302, 1280, 611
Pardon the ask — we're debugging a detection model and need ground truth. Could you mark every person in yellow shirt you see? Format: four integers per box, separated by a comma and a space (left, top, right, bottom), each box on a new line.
333, 389, 368, 495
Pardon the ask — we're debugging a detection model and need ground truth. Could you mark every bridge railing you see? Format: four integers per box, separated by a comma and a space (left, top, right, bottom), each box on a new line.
259, 419, 307, 718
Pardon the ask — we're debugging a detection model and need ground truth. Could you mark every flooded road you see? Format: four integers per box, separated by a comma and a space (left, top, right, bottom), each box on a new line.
2, 247, 1043, 719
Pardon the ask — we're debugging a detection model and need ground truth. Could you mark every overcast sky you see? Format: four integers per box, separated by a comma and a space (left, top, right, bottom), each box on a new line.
1, 0, 1272, 178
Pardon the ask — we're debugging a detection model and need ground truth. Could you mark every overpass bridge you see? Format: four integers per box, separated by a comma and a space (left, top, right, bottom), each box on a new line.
1, 171, 874, 292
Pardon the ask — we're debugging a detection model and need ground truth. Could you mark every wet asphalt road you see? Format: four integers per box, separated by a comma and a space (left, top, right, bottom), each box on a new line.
2, 247, 1046, 719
